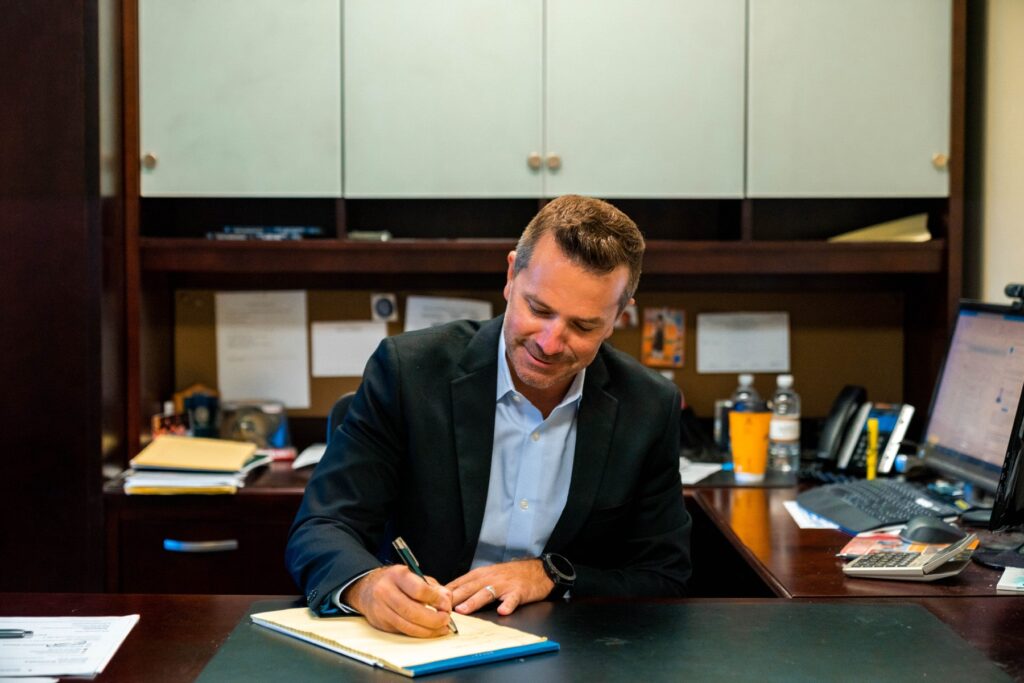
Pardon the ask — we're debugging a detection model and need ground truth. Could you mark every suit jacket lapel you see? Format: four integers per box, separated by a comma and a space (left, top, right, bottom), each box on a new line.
546, 348, 617, 551
451, 317, 501, 568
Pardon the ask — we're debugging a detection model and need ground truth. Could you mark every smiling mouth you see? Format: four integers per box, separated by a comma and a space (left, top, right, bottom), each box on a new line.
524, 345, 564, 367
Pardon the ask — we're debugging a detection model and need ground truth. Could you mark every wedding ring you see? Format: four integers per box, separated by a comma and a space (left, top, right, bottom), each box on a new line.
484, 585, 498, 601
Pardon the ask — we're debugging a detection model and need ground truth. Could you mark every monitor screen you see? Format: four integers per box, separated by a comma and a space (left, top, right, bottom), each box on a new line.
921, 303, 1024, 493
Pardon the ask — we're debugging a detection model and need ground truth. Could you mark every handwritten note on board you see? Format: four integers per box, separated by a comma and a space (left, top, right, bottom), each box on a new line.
215, 291, 310, 408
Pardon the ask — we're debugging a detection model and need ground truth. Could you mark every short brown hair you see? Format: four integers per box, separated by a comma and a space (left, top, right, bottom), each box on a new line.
514, 195, 644, 311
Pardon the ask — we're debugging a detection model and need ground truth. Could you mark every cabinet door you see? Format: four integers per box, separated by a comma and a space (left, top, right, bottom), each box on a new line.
139, 0, 342, 197
545, 0, 745, 198
343, 0, 543, 197
747, 0, 951, 197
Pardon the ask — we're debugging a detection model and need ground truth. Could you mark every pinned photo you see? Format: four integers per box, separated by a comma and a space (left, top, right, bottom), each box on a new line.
642, 308, 684, 368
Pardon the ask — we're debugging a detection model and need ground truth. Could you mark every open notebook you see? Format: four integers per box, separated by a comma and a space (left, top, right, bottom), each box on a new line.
250, 607, 558, 677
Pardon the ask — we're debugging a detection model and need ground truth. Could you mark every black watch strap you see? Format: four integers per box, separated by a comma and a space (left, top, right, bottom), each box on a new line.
540, 552, 576, 589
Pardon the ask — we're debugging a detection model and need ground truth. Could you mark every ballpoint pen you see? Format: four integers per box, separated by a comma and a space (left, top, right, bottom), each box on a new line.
392, 536, 459, 635
0, 629, 33, 638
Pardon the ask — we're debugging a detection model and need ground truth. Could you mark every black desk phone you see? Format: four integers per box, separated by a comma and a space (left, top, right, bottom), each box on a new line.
817, 385, 915, 475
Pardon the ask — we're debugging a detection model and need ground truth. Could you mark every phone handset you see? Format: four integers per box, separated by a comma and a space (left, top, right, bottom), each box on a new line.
817, 385, 868, 466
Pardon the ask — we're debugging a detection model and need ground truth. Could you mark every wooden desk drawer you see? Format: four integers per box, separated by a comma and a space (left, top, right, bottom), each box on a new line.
115, 516, 297, 594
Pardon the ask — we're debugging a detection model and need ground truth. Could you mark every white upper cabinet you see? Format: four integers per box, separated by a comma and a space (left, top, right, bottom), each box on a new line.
343, 0, 543, 198
139, 0, 342, 197
343, 0, 744, 198
545, 0, 745, 198
746, 0, 952, 197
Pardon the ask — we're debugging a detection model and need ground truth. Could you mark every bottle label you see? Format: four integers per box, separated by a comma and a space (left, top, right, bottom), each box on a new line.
770, 416, 800, 442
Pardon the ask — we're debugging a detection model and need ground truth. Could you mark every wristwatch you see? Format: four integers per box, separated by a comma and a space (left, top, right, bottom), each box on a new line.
540, 553, 576, 591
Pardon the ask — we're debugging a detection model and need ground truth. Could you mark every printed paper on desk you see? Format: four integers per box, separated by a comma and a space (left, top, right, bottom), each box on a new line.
783, 500, 840, 529
0, 615, 139, 677
697, 312, 790, 373
311, 321, 388, 377
216, 291, 310, 408
404, 296, 493, 332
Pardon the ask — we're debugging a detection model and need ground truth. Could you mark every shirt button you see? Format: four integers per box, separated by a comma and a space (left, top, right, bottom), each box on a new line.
520, 499, 529, 510
512, 394, 520, 402
531, 432, 540, 442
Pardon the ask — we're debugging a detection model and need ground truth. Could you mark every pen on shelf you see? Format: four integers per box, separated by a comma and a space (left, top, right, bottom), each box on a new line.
0, 629, 33, 638
866, 417, 879, 481
392, 536, 458, 635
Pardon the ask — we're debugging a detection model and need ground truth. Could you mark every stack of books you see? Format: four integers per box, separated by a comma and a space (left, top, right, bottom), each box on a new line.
124, 435, 270, 495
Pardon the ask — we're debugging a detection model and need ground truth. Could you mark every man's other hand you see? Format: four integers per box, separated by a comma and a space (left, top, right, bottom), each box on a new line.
343, 565, 454, 638
446, 559, 554, 617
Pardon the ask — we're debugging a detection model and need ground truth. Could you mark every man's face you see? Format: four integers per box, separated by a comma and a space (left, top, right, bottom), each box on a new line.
502, 232, 630, 405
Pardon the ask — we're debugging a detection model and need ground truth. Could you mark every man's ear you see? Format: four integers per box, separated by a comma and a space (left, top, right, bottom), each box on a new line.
503, 251, 516, 302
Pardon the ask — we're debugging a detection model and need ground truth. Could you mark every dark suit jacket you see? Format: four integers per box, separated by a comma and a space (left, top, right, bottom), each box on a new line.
286, 316, 692, 614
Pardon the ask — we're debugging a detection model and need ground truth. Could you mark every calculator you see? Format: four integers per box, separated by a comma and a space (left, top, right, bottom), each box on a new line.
842, 533, 977, 581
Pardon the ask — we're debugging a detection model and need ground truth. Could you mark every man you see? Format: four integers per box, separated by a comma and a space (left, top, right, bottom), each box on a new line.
286, 195, 691, 638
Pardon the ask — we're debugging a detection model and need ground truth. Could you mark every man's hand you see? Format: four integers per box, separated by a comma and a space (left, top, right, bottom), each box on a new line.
446, 559, 554, 617
343, 565, 454, 638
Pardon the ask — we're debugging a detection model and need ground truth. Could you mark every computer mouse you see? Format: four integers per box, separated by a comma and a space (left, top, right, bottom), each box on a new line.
898, 515, 968, 544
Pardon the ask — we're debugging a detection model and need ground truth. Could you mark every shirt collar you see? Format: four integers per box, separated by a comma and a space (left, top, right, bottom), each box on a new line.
496, 321, 586, 408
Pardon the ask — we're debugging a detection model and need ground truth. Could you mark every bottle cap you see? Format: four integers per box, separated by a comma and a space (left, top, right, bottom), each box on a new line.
738, 373, 754, 386
776, 374, 793, 388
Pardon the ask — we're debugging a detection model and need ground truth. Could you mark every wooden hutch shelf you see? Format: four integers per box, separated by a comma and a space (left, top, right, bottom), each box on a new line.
140, 238, 946, 276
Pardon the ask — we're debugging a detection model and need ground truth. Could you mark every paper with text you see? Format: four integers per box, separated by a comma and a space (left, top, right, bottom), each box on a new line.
311, 321, 387, 377
697, 312, 790, 373
0, 615, 139, 678
215, 291, 310, 408
404, 296, 493, 332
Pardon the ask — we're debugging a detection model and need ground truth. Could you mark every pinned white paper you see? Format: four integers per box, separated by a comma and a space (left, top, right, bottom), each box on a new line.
697, 312, 790, 374
404, 296, 493, 332
311, 321, 388, 377
215, 291, 310, 408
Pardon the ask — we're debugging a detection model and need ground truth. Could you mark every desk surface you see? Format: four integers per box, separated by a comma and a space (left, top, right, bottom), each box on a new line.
2, 593, 1021, 681
692, 487, 1007, 597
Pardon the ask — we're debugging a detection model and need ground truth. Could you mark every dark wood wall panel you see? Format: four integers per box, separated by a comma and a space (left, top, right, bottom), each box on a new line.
0, 1, 107, 591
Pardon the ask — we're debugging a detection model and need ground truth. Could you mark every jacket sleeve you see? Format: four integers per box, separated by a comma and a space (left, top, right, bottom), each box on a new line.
569, 388, 692, 599
285, 338, 406, 614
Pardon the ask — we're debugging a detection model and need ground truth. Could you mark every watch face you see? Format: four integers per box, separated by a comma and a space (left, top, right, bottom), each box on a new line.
545, 553, 576, 582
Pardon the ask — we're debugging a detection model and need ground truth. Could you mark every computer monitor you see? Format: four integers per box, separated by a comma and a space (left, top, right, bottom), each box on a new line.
919, 301, 1024, 496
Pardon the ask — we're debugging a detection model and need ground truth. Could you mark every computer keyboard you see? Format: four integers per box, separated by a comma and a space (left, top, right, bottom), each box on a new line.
796, 478, 961, 533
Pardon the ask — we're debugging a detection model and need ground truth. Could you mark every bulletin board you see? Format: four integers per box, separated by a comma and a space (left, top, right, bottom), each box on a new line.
174, 288, 904, 419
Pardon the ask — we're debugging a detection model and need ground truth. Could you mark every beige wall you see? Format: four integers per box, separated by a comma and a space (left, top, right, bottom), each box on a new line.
977, 0, 1024, 302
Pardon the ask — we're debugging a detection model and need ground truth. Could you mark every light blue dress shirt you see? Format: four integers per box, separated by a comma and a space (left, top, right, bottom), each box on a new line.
335, 324, 584, 610
470, 326, 584, 568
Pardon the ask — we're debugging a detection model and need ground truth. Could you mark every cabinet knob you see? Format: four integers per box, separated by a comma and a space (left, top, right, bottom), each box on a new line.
141, 152, 158, 170
527, 152, 542, 170
546, 153, 562, 171
932, 152, 949, 169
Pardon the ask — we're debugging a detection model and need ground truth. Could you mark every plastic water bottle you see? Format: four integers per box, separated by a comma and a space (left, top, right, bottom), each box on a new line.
730, 374, 762, 412
769, 374, 801, 473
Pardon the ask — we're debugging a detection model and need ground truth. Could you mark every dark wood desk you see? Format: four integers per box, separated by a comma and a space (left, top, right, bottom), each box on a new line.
2, 593, 1021, 681
691, 487, 1006, 597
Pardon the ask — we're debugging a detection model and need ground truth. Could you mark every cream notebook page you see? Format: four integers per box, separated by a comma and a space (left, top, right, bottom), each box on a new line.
250, 607, 549, 673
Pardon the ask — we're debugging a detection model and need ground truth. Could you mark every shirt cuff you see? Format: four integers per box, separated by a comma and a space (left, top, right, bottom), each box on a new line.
332, 568, 378, 614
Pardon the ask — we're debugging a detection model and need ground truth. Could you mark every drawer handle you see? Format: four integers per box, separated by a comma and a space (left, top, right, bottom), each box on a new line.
163, 539, 239, 553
